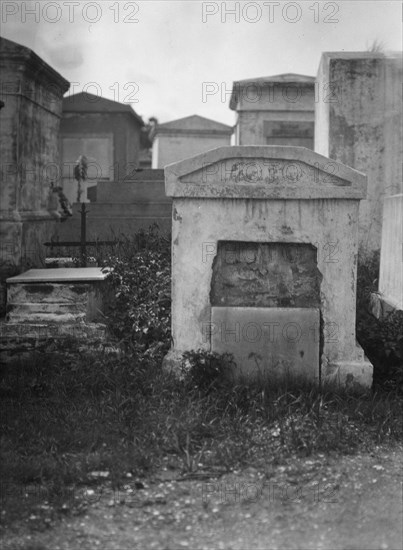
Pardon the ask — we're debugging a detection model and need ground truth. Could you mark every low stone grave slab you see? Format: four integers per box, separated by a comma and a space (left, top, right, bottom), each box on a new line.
6, 268, 108, 323
8, 268, 107, 283
211, 307, 319, 381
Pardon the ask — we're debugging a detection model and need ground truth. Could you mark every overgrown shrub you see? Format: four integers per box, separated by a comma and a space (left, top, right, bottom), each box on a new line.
356, 251, 403, 388
99, 225, 171, 361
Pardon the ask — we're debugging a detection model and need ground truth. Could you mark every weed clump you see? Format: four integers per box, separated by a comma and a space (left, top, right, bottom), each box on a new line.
356, 251, 403, 390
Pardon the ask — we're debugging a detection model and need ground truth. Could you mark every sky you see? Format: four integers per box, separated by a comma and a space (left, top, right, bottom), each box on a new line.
1, 0, 402, 126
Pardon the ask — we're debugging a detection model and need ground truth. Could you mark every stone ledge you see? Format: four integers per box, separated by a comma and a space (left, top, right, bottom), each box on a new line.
7, 267, 108, 284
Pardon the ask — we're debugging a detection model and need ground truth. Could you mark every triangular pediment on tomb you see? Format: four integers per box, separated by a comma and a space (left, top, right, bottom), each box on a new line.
164, 146, 367, 200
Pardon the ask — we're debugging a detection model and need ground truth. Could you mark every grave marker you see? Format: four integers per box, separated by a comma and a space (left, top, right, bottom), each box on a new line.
164, 146, 373, 389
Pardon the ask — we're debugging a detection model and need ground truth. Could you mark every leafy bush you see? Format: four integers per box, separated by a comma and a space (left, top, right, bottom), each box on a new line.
99, 225, 171, 361
356, 251, 403, 388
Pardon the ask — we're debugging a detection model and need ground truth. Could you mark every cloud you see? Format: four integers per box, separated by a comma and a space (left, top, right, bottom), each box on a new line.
47, 43, 84, 70
125, 72, 158, 86
1, 0, 401, 125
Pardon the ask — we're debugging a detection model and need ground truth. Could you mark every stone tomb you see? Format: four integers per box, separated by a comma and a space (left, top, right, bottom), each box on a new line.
1, 268, 108, 362
6, 268, 107, 324
164, 146, 373, 389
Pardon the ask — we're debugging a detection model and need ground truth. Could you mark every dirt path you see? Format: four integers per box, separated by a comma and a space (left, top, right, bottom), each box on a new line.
1, 444, 402, 550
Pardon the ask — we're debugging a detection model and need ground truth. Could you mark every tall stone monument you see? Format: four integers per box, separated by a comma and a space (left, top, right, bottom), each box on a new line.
0, 38, 69, 311
315, 52, 402, 254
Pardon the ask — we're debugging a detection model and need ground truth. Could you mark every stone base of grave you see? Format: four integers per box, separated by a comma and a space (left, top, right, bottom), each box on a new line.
163, 342, 373, 391
0, 321, 113, 364
0, 321, 108, 340
321, 343, 373, 391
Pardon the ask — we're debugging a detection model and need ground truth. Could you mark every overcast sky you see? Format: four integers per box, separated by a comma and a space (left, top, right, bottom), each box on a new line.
2, 0, 402, 125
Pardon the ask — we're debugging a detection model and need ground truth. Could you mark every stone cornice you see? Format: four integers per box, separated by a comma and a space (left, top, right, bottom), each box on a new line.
230, 80, 315, 111
165, 146, 367, 200
0, 38, 70, 95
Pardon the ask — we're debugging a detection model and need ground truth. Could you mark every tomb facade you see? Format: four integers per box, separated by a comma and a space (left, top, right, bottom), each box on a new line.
164, 146, 373, 389
151, 115, 233, 168
230, 74, 315, 149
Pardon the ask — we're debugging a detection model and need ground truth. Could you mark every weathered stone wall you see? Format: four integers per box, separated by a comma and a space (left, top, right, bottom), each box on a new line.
379, 194, 403, 309
237, 110, 314, 147
55, 171, 171, 241
170, 196, 361, 366
152, 133, 232, 168
315, 52, 403, 254
6, 282, 104, 323
231, 78, 315, 147
60, 109, 142, 202
0, 37, 69, 313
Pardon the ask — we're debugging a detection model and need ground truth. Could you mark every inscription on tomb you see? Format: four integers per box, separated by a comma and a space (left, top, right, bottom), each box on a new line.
183, 158, 348, 187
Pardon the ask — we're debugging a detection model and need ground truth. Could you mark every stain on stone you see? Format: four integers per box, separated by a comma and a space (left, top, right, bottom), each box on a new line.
173, 208, 182, 222
24, 284, 53, 295
72, 285, 89, 295
345, 373, 357, 390
281, 225, 293, 235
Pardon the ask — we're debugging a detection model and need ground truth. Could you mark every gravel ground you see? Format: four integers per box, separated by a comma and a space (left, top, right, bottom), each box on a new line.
1, 443, 402, 550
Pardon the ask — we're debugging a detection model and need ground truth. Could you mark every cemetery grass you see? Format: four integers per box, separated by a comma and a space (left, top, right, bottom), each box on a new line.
1, 230, 402, 534
0, 345, 402, 532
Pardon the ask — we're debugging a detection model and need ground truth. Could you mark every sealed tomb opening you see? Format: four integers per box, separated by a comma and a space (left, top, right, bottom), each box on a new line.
209, 241, 322, 380
210, 241, 322, 308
